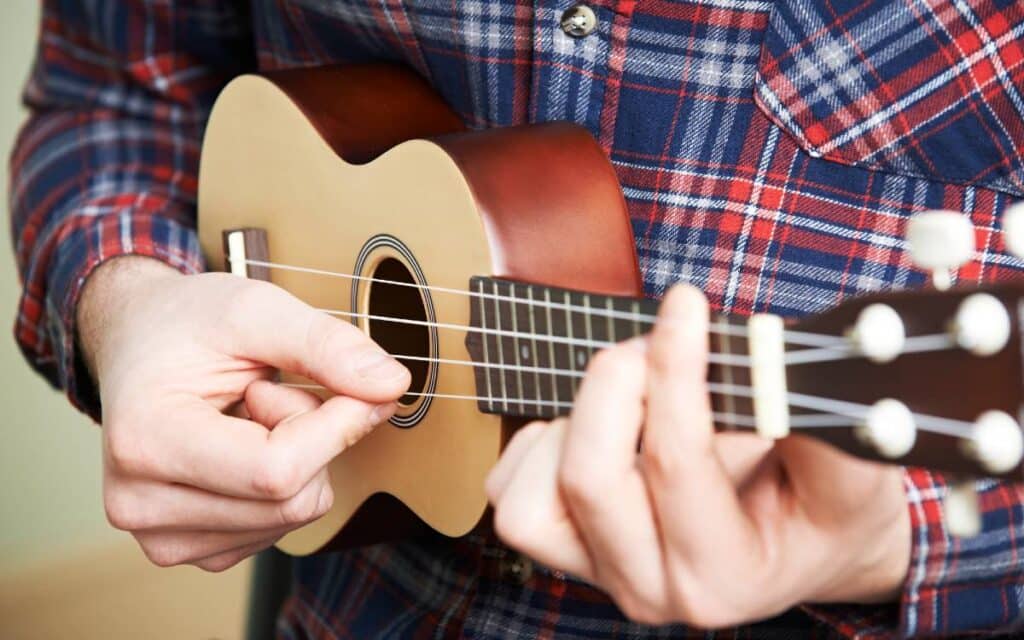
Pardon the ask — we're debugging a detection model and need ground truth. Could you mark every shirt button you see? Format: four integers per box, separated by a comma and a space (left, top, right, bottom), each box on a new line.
499, 553, 534, 585
560, 4, 597, 38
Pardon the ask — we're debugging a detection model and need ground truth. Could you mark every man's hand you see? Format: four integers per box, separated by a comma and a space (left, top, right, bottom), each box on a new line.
486, 285, 910, 627
78, 257, 410, 571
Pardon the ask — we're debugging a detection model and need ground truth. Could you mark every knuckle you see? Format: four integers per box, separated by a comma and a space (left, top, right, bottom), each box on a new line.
196, 554, 239, 573
228, 278, 275, 317
640, 441, 683, 481
278, 488, 323, 525
508, 420, 545, 447
492, 498, 539, 554
103, 489, 140, 531
616, 596, 666, 626
557, 462, 602, 509
610, 583, 674, 626
662, 576, 729, 629
140, 540, 185, 568
252, 452, 302, 500
586, 346, 644, 382
305, 313, 354, 362
584, 347, 619, 377
105, 427, 148, 476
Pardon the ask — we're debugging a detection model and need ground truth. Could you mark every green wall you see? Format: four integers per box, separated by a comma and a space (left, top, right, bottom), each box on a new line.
0, 1, 123, 576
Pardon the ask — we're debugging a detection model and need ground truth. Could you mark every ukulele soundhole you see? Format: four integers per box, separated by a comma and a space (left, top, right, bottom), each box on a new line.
352, 235, 438, 428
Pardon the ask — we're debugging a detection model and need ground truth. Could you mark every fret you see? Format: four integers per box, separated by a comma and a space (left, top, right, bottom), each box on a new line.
571, 291, 595, 400
631, 299, 642, 338
466, 277, 755, 427
475, 278, 498, 413
564, 291, 576, 374
547, 289, 574, 410
708, 315, 755, 431
508, 282, 528, 415
521, 285, 547, 418
609, 296, 640, 344
491, 280, 511, 413
712, 323, 739, 430
605, 297, 616, 343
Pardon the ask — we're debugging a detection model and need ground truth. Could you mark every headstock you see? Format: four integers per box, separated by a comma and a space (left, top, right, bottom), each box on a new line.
786, 208, 1024, 536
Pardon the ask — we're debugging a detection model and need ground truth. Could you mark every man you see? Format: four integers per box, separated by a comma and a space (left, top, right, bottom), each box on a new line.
10, 0, 1024, 637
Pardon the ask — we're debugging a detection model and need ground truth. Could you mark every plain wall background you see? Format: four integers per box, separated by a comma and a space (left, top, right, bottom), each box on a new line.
0, 1, 123, 577
0, 6, 252, 638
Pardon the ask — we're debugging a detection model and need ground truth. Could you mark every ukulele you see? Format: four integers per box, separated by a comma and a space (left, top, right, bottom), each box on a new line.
197, 64, 1024, 555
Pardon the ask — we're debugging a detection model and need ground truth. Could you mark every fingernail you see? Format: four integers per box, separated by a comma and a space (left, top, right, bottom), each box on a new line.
370, 402, 397, 425
356, 350, 407, 380
316, 484, 331, 514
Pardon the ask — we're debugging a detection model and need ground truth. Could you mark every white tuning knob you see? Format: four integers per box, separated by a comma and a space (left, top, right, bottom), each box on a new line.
964, 410, 1024, 474
1002, 201, 1024, 259
945, 480, 981, 538
849, 304, 905, 363
857, 398, 916, 458
952, 293, 1011, 356
906, 210, 975, 290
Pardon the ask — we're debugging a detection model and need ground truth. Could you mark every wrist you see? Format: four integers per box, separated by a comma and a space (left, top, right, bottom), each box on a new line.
812, 477, 911, 604
77, 256, 183, 380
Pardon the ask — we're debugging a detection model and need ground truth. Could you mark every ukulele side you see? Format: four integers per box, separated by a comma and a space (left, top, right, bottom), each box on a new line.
197, 64, 641, 554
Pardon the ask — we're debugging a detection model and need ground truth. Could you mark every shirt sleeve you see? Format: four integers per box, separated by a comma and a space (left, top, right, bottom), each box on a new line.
802, 470, 1024, 638
9, 0, 254, 420
898, 471, 1024, 636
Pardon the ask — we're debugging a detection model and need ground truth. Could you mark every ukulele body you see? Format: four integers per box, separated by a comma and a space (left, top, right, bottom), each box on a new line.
197, 65, 642, 555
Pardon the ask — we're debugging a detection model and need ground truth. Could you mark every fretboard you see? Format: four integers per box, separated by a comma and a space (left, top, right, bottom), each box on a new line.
464, 276, 754, 429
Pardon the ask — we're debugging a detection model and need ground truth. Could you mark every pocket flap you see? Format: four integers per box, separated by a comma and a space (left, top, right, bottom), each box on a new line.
755, 1, 1024, 196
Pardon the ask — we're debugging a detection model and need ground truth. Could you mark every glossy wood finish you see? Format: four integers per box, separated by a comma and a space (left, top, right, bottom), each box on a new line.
266, 64, 465, 164
465, 276, 752, 425
788, 283, 1024, 479
440, 124, 642, 296
198, 65, 1024, 555
463, 274, 1024, 480
197, 65, 641, 553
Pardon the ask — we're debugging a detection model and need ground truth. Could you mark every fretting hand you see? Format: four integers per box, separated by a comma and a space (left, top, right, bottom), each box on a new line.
486, 284, 910, 627
78, 257, 410, 571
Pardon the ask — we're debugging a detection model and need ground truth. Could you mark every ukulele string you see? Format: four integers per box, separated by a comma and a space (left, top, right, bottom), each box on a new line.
281, 381, 977, 439
314, 306, 958, 368
231, 257, 844, 348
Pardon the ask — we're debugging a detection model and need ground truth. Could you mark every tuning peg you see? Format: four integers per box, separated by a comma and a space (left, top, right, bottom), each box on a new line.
951, 293, 1011, 356
1002, 201, 1024, 259
856, 398, 916, 458
849, 303, 905, 363
906, 210, 975, 290
962, 410, 1024, 474
945, 479, 981, 537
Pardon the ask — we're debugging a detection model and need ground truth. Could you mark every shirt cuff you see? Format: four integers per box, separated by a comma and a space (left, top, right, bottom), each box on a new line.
802, 469, 1024, 638
16, 207, 204, 422
899, 469, 1024, 636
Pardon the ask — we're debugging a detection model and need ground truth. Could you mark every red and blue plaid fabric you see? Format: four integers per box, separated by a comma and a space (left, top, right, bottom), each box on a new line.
9, 1, 1024, 638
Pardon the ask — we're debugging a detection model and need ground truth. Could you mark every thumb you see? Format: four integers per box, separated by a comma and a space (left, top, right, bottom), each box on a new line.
221, 278, 411, 402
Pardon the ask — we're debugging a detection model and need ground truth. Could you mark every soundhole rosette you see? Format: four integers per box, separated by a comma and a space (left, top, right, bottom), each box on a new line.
351, 235, 438, 428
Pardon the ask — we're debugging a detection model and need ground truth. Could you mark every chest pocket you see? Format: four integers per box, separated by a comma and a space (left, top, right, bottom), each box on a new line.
754, 0, 1024, 197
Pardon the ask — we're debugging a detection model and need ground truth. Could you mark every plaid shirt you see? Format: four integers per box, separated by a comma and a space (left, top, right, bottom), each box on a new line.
9, 1, 1024, 638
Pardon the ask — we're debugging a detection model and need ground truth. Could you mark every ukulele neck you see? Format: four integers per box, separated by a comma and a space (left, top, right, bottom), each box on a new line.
464, 276, 757, 428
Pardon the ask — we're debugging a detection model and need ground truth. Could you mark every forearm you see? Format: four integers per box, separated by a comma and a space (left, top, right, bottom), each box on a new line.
10, 0, 253, 418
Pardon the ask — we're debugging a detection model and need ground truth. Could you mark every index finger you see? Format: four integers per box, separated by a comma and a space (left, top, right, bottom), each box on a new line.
117, 391, 396, 500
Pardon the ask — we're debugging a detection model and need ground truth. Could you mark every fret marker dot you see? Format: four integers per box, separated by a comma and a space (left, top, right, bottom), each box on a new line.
576, 350, 587, 367
520, 344, 531, 361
